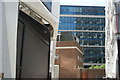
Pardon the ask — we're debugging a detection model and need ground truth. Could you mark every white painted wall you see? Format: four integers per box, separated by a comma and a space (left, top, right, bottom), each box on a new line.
105, 0, 119, 78
2, 2, 18, 78
0, 1, 2, 77
52, 0, 60, 19
54, 65, 59, 79
50, 0, 60, 78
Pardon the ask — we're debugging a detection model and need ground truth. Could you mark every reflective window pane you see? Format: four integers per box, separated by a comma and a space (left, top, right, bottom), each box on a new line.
60, 6, 105, 15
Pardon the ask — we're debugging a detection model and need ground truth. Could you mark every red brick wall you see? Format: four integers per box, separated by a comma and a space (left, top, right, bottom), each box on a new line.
81, 69, 105, 79
55, 41, 83, 78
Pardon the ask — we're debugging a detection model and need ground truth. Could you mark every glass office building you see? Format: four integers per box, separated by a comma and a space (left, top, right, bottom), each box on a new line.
41, 0, 52, 11
60, 6, 105, 15
59, 5, 105, 64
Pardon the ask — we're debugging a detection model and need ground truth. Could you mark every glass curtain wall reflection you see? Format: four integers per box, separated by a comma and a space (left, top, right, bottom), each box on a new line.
77, 32, 105, 46
60, 6, 105, 15
59, 5, 105, 64
84, 47, 105, 63
59, 17, 105, 30
41, 0, 52, 11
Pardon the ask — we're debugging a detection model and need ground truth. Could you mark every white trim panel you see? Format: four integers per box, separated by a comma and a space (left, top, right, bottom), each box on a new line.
56, 46, 83, 54
20, 0, 59, 27
60, 14, 105, 18
59, 30, 105, 32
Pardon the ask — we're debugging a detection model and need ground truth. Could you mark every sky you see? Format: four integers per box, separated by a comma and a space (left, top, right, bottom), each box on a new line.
60, 0, 106, 6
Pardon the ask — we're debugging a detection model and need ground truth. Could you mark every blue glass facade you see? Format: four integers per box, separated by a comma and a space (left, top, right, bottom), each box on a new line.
59, 17, 105, 31
83, 47, 105, 63
60, 5, 105, 15
59, 5, 105, 63
76, 32, 105, 46
41, 0, 52, 11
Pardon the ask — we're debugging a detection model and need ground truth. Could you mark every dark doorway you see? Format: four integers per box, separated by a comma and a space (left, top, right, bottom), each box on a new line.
16, 10, 50, 79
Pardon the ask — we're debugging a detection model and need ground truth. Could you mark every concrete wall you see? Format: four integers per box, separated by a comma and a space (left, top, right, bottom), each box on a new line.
52, 0, 60, 19
2, 2, 18, 78
105, 0, 119, 78
50, 0, 60, 78
0, 1, 2, 77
